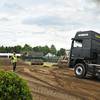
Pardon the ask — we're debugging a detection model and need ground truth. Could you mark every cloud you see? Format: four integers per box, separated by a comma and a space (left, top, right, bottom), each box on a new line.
0, 0, 100, 50
22, 16, 66, 26
3, 3, 21, 9
32, 31, 46, 34
0, 17, 9, 21
0, 3, 25, 15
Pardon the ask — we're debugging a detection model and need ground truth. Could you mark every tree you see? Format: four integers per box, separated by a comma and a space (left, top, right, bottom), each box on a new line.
23, 44, 31, 50
42, 45, 50, 55
0, 46, 6, 53
57, 48, 65, 56
10, 47, 14, 53
5, 46, 12, 53
23, 47, 33, 51
57, 50, 60, 56
22, 44, 33, 51
38, 46, 42, 52
33, 46, 39, 52
50, 44, 56, 55
17, 45, 22, 53
0, 44, 67, 57
60, 48, 65, 56
13, 46, 18, 53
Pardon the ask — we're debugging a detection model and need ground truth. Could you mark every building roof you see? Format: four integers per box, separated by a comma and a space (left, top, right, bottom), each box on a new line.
45, 53, 55, 57
20, 51, 43, 56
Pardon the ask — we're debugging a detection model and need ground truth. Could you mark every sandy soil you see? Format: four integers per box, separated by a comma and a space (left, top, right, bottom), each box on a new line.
0, 64, 100, 100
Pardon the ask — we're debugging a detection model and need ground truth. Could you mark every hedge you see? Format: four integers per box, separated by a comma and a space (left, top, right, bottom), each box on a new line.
0, 69, 33, 100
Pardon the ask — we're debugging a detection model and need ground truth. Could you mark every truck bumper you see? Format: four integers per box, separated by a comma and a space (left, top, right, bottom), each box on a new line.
87, 64, 100, 77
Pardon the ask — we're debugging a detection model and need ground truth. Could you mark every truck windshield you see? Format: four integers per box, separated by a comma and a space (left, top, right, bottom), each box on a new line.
73, 40, 82, 47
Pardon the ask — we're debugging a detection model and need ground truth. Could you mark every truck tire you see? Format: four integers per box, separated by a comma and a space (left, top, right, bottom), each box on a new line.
74, 63, 86, 78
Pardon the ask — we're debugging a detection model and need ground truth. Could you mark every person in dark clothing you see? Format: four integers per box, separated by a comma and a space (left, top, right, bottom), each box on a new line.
11, 52, 23, 72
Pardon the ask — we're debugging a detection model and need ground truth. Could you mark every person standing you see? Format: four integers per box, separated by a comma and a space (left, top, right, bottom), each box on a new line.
11, 52, 23, 72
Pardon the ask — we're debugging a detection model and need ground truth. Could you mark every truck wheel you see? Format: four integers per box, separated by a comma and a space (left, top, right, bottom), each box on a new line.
74, 63, 86, 78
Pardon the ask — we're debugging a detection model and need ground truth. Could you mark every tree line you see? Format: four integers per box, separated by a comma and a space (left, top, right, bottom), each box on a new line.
0, 44, 66, 56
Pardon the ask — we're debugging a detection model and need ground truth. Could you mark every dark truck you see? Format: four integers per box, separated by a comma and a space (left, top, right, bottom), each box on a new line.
68, 30, 100, 78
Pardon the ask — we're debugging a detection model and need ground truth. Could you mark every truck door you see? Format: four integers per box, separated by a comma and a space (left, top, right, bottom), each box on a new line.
71, 40, 82, 58
81, 39, 90, 58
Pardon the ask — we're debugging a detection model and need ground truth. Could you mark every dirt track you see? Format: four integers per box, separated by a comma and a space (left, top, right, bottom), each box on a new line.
1, 65, 100, 100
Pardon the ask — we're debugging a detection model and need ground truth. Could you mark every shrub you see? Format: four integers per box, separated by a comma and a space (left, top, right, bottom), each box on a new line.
0, 69, 33, 100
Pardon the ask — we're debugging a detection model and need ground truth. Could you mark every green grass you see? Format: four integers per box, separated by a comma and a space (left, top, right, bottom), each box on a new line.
44, 62, 57, 66
25, 62, 31, 65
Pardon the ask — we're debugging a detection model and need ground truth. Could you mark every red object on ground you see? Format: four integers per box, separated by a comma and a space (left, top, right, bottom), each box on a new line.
10, 66, 12, 70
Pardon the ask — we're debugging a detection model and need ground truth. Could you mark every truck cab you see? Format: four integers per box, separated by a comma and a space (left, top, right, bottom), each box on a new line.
69, 30, 100, 78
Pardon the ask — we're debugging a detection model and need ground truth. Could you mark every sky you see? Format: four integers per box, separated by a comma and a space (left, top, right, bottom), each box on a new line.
0, 0, 100, 50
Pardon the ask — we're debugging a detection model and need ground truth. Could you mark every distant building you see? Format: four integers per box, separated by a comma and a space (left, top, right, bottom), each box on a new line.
20, 51, 43, 56
0, 53, 20, 58
45, 53, 55, 57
